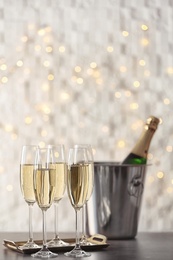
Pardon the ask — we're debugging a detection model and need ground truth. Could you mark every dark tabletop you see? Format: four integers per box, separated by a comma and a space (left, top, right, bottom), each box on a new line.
0, 232, 173, 260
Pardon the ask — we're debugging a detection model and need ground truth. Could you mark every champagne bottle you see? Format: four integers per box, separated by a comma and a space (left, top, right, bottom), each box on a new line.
122, 116, 160, 165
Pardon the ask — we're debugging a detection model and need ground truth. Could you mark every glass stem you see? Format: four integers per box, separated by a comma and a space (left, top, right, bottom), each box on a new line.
82, 203, 86, 239
54, 202, 59, 240
42, 210, 47, 248
75, 209, 81, 249
28, 204, 34, 243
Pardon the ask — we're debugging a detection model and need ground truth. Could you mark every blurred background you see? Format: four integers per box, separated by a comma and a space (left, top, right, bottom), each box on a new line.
0, 0, 173, 233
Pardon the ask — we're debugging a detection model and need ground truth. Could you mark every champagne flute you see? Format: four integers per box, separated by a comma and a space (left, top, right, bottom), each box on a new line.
74, 145, 94, 245
20, 145, 39, 249
31, 147, 58, 258
64, 147, 91, 258
47, 144, 69, 247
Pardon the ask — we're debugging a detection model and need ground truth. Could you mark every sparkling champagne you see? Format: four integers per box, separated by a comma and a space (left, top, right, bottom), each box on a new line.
20, 164, 35, 204
122, 116, 160, 164
86, 162, 94, 202
34, 168, 56, 210
68, 164, 89, 210
52, 162, 67, 202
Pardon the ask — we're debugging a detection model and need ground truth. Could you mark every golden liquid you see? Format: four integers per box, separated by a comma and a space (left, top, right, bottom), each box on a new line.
86, 162, 94, 202
34, 168, 56, 210
50, 162, 67, 202
68, 164, 89, 210
20, 164, 35, 204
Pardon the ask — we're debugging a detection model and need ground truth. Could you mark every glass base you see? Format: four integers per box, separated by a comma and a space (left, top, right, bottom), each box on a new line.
48, 238, 69, 247
64, 247, 91, 258
31, 247, 58, 258
80, 236, 91, 246
19, 241, 40, 250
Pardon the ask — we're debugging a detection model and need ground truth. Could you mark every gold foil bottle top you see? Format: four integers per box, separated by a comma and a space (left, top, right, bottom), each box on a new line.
145, 116, 160, 131
122, 115, 160, 164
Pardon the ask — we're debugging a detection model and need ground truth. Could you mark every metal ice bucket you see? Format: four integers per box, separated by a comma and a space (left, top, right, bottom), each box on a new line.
86, 162, 147, 239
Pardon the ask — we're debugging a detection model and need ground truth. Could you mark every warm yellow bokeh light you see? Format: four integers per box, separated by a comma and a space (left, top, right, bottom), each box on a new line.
163, 98, 170, 105
87, 68, 93, 75
39, 104, 51, 114
44, 107, 51, 114
131, 120, 143, 130
0, 64, 7, 70
119, 66, 127, 73
141, 24, 149, 31
115, 92, 121, 98
38, 28, 46, 36
133, 81, 140, 88
148, 176, 155, 184
1, 76, 8, 83
48, 74, 54, 81
41, 130, 47, 137
124, 90, 132, 97
39, 142, 46, 148
139, 59, 146, 66
157, 171, 164, 179
60, 92, 70, 101
117, 140, 126, 148
42, 83, 50, 92
147, 153, 153, 160
28, 23, 35, 31
45, 26, 52, 33
0, 166, 4, 174
16, 46, 23, 52
25, 116, 32, 124
71, 76, 77, 82
167, 67, 173, 74
59, 46, 65, 52
167, 187, 173, 193
75, 66, 82, 72
43, 36, 51, 44
159, 118, 163, 124
16, 60, 23, 67
35, 45, 41, 51
11, 133, 18, 140
93, 70, 100, 78
46, 46, 53, 53
24, 68, 31, 75
102, 125, 109, 133
96, 78, 103, 85
55, 152, 60, 158
107, 46, 114, 52
77, 78, 83, 84
4, 124, 13, 132
144, 70, 151, 77
141, 38, 149, 46
90, 62, 97, 69
122, 31, 129, 37
130, 103, 139, 110
21, 36, 28, 42
43, 60, 50, 67
166, 146, 173, 152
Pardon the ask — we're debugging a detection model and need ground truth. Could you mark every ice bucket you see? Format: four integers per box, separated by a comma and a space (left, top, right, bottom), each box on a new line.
86, 162, 147, 239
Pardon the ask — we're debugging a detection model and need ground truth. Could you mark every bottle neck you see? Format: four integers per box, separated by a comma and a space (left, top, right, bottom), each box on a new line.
131, 127, 155, 158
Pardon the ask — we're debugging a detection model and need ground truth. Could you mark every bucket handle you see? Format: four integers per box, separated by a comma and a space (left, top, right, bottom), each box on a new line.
128, 177, 144, 198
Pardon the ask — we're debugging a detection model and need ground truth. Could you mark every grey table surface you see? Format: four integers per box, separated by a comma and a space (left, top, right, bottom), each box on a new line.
1, 232, 173, 260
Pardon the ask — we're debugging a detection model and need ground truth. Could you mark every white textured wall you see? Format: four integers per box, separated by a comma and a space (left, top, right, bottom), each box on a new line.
0, 0, 173, 233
